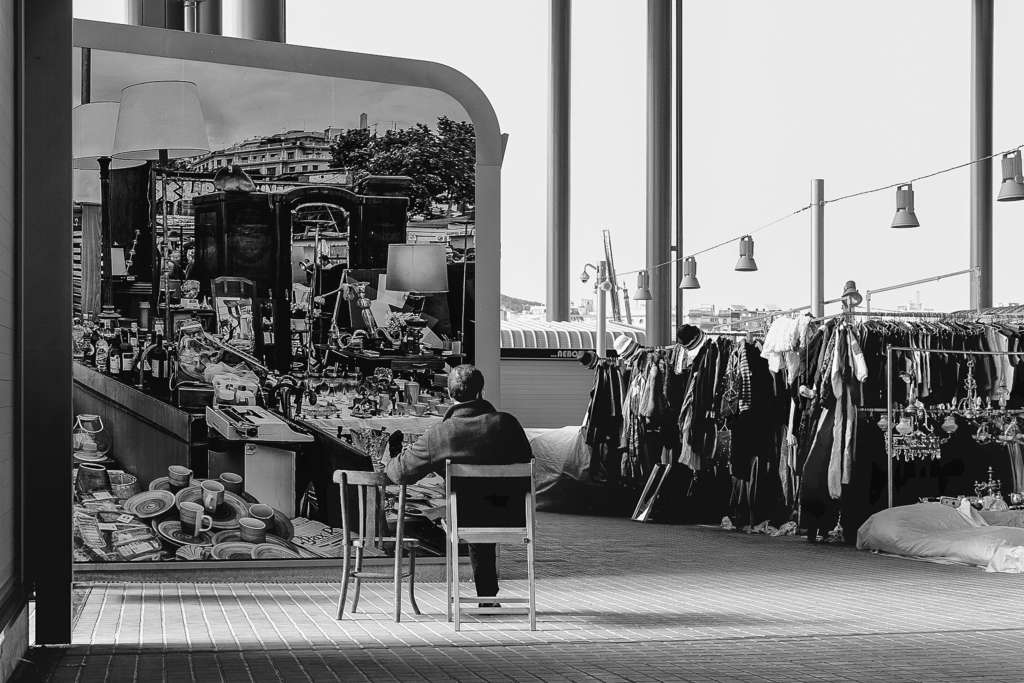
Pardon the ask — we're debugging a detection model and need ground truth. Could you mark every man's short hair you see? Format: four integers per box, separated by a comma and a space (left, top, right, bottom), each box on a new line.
448, 364, 485, 402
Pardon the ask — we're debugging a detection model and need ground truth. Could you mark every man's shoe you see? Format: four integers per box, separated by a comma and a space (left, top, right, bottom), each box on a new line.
478, 602, 501, 608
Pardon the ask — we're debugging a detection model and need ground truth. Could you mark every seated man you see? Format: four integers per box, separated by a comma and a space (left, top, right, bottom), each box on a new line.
382, 364, 533, 605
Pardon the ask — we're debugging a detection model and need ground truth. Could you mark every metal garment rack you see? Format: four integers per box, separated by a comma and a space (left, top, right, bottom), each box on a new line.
884, 345, 1024, 508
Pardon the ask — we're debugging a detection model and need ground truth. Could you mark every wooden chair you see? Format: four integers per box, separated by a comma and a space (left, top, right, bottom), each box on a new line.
332, 470, 421, 622
444, 460, 537, 631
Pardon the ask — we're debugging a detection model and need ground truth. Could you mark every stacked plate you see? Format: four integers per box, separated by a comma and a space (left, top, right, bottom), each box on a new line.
123, 490, 176, 519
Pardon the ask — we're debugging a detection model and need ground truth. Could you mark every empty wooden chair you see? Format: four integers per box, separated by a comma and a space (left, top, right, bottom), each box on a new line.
333, 469, 420, 622
444, 460, 537, 631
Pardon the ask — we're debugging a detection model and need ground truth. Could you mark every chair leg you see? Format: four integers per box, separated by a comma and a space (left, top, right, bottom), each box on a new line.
445, 535, 452, 623
336, 543, 351, 620
351, 547, 364, 613
452, 537, 461, 631
527, 538, 537, 631
408, 546, 421, 616
393, 542, 403, 623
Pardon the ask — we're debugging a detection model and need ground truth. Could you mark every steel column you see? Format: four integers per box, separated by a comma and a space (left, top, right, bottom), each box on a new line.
223, 0, 285, 42
673, 0, 683, 330
646, 0, 672, 345
970, 0, 993, 310
23, 0, 74, 644
124, 0, 185, 30
546, 0, 570, 322
810, 179, 825, 317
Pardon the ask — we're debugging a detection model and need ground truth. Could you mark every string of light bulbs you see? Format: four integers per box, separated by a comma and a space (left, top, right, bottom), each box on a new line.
614, 141, 1024, 299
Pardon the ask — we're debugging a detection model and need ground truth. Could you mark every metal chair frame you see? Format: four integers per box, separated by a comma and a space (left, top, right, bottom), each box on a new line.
444, 460, 537, 631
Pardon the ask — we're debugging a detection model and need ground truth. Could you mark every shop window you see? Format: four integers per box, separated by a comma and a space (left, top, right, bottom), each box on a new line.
70, 47, 477, 569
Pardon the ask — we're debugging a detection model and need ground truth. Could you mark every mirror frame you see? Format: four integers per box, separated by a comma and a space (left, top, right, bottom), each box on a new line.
73, 19, 505, 402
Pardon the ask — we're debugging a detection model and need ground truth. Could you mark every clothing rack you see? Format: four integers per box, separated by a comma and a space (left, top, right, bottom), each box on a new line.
884, 345, 1024, 509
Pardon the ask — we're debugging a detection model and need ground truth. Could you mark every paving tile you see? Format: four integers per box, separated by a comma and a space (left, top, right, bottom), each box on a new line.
19, 512, 1024, 681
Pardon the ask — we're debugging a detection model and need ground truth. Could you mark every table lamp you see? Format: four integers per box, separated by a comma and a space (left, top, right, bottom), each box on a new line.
111, 80, 210, 337
73, 102, 145, 311
385, 244, 449, 354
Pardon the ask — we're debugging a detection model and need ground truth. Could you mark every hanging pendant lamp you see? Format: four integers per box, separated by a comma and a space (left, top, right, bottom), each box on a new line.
679, 256, 701, 289
997, 150, 1024, 201
891, 183, 920, 228
631, 271, 653, 301
734, 235, 758, 271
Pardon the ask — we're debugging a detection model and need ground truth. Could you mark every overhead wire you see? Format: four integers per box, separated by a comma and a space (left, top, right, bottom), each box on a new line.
613, 141, 1024, 281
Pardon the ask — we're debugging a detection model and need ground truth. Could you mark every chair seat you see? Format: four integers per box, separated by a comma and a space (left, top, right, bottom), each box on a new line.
455, 527, 529, 544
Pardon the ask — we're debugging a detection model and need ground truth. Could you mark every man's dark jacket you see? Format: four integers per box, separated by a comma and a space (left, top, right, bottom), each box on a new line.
385, 399, 533, 525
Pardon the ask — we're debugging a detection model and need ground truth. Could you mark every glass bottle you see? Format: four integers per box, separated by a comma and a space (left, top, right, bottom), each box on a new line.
147, 334, 170, 399
108, 328, 123, 375
94, 335, 109, 374
120, 329, 135, 378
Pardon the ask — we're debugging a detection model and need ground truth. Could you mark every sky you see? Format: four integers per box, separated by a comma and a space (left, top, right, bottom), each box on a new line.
73, 0, 1024, 315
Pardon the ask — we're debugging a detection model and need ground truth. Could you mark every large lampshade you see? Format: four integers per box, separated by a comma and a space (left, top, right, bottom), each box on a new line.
385, 244, 449, 293
112, 81, 210, 160
72, 102, 144, 170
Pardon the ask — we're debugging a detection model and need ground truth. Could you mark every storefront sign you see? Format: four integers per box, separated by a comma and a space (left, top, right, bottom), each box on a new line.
500, 348, 590, 360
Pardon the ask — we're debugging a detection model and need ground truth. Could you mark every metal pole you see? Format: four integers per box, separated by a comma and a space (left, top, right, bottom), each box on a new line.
970, 0, 994, 310
80, 47, 91, 104
646, 0, 672, 345
886, 345, 894, 508
223, 0, 286, 42
99, 157, 113, 307
673, 0, 683, 330
546, 0, 571, 322
596, 262, 608, 357
810, 179, 825, 317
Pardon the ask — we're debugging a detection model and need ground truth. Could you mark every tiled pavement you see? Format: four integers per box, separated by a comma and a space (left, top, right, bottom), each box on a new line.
21, 512, 1024, 681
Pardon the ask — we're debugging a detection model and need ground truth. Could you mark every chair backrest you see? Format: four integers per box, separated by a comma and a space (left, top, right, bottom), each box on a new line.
333, 469, 406, 549
445, 460, 535, 531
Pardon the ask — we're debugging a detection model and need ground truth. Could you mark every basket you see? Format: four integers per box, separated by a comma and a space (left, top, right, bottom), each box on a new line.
109, 472, 141, 500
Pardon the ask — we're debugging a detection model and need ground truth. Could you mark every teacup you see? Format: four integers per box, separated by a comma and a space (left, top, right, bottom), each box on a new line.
239, 517, 267, 544
168, 465, 192, 490
219, 472, 244, 495
200, 480, 225, 513
249, 503, 274, 528
179, 501, 213, 536
411, 403, 428, 417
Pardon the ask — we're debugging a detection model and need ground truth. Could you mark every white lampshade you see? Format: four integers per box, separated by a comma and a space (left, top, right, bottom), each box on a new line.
112, 81, 210, 160
385, 244, 449, 293
72, 102, 145, 170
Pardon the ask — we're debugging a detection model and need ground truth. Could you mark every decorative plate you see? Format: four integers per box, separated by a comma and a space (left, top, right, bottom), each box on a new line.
251, 543, 300, 560
211, 530, 301, 552
153, 477, 258, 503
123, 490, 176, 519
267, 509, 295, 540
210, 541, 257, 560
175, 544, 208, 561
174, 487, 250, 530
153, 520, 215, 547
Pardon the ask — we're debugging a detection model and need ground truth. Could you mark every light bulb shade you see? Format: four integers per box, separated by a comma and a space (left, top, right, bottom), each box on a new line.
112, 81, 210, 160
734, 235, 758, 271
997, 150, 1024, 201
73, 102, 146, 170
841, 280, 862, 307
631, 271, 653, 301
679, 256, 701, 289
891, 183, 920, 228
384, 244, 449, 293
